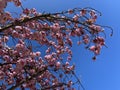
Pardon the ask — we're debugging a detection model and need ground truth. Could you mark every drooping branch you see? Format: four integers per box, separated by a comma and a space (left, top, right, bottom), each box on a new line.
72, 71, 85, 90
0, 7, 100, 32
8, 66, 48, 90
0, 8, 113, 37
41, 83, 67, 90
0, 62, 16, 66
0, 14, 51, 32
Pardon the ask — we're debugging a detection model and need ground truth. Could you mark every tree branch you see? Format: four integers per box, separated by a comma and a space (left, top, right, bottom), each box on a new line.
41, 83, 67, 90
8, 66, 48, 90
0, 62, 16, 66
0, 14, 51, 32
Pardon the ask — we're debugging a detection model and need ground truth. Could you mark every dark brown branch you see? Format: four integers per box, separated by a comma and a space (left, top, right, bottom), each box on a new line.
72, 71, 85, 90
0, 62, 16, 66
0, 8, 96, 33
0, 8, 112, 37
0, 14, 51, 32
0, 13, 84, 32
0, 7, 113, 39
8, 66, 48, 90
41, 83, 67, 90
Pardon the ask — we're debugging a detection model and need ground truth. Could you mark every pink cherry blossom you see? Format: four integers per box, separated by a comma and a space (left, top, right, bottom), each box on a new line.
0, 2, 109, 89
80, 9, 86, 16
35, 51, 41, 56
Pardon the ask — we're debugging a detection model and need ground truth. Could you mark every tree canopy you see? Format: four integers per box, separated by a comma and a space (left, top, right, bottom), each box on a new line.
0, 0, 112, 90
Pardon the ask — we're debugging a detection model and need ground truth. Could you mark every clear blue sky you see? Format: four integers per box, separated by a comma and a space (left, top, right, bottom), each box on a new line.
7, 0, 120, 90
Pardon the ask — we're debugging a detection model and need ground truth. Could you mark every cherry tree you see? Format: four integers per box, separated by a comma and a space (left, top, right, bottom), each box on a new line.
0, 0, 113, 90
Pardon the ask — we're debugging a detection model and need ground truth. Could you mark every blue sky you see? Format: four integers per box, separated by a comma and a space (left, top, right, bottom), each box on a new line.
7, 0, 120, 90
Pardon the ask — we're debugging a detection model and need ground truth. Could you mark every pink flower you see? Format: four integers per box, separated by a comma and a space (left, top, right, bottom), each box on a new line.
51, 23, 60, 32
65, 62, 69, 66
77, 41, 81, 45
44, 55, 52, 60
15, 26, 22, 30
0, 0, 7, 12
13, 0, 21, 6
16, 43, 24, 50
80, 9, 86, 16
67, 81, 73, 87
66, 38, 72, 47
2, 36, 9, 42
83, 35, 89, 44
70, 30, 76, 37
67, 56, 72, 60
56, 62, 61, 68
46, 47, 51, 54
30, 52, 36, 58
3, 55, 10, 61
68, 9, 73, 14
89, 45, 101, 55
90, 10, 96, 17
83, 39, 89, 44
36, 51, 41, 56
17, 59, 26, 66
89, 46, 95, 51
12, 30, 19, 37
93, 37, 105, 45
73, 14, 79, 21
67, 50, 72, 56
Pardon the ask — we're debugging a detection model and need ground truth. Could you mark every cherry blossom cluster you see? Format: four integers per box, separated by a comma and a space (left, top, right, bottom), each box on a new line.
0, 1, 112, 90
0, 0, 21, 12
